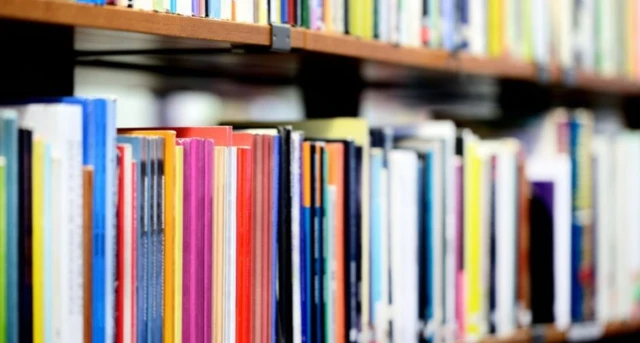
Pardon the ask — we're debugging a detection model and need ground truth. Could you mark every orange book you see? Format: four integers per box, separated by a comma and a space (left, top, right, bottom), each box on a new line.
326, 143, 345, 343
232, 133, 254, 343
119, 129, 176, 343
83, 166, 93, 343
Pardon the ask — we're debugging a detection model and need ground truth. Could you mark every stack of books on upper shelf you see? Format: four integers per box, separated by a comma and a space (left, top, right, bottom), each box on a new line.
78, 0, 640, 80
1, 99, 640, 343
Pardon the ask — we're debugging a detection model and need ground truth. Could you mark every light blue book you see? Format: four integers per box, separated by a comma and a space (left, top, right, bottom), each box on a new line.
0, 110, 18, 343
369, 149, 383, 326
208, 0, 221, 18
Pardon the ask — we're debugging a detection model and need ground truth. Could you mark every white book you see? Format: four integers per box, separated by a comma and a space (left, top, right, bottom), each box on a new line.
332, 0, 345, 33
389, 149, 419, 343
228, 147, 237, 343
394, 120, 457, 341
395, 139, 444, 343
291, 132, 303, 343
526, 154, 572, 330
552, 0, 574, 70
613, 135, 630, 320
579, 0, 595, 71
480, 139, 519, 337
377, 0, 389, 42
389, 0, 399, 44
133, 0, 154, 11
15, 103, 84, 343
592, 135, 614, 323
616, 133, 640, 320
176, 0, 191, 15
533, 0, 550, 66
469, 0, 487, 56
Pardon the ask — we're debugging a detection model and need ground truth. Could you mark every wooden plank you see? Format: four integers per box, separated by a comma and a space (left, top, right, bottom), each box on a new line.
0, 0, 305, 47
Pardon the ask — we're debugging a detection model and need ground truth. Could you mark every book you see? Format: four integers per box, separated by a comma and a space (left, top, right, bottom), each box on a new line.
121, 129, 177, 343
116, 143, 134, 343
18, 128, 32, 343
32, 137, 44, 343
83, 166, 94, 343
389, 149, 419, 343
231, 133, 254, 343
0, 110, 18, 343
527, 155, 571, 329
174, 146, 184, 343
291, 131, 304, 343
0, 157, 5, 340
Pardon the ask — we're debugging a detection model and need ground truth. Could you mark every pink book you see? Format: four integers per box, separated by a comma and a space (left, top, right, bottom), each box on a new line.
179, 138, 203, 343
454, 157, 464, 341
203, 139, 215, 343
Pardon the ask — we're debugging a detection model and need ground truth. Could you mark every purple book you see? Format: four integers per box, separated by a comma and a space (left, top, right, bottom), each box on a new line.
203, 139, 215, 343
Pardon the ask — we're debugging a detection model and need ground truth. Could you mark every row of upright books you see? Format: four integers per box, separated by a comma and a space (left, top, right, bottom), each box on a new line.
0, 99, 636, 343
88, 0, 640, 80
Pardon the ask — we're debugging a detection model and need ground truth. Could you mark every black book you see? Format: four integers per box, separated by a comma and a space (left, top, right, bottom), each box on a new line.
488, 156, 497, 334
18, 128, 32, 342
277, 126, 293, 343
353, 145, 363, 342
417, 155, 429, 343
529, 182, 555, 324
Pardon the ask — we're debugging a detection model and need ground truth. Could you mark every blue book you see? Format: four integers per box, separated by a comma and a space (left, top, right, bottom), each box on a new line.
369, 150, 382, 325
116, 135, 145, 343
314, 145, 324, 343
171, 0, 177, 12
0, 110, 18, 343
156, 138, 165, 343
345, 141, 358, 343
149, 138, 158, 343
569, 117, 583, 322
142, 137, 151, 343
426, 151, 434, 338
208, 0, 221, 18
281, 0, 288, 23
272, 135, 280, 343
441, 0, 455, 51
301, 144, 311, 343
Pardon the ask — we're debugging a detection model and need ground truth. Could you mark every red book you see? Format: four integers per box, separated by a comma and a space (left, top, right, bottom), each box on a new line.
233, 132, 254, 343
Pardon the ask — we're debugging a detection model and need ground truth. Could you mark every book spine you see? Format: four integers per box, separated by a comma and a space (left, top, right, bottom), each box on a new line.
272, 136, 281, 343
130, 162, 137, 343
157, 138, 165, 343
301, 141, 311, 343
32, 138, 44, 343
173, 147, 183, 343
0, 112, 18, 343
18, 129, 32, 342
291, 133, 303, 343
346, 142, 358, 343
116, 146, 126, 343
204, 140, 214, 343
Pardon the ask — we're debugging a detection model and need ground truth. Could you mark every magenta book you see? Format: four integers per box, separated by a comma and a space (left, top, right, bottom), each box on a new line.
203, 139, 215, 343
178, 138, 201, 343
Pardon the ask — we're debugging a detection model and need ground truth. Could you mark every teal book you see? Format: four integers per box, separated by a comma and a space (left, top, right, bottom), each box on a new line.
0, 110, 18, 343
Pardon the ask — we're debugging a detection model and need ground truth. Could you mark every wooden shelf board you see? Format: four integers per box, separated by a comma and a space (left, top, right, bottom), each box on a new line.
0, 0, 304, 47
1, 0, 640, 95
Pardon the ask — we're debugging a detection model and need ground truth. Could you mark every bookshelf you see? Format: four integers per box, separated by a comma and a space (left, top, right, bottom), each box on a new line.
1, 0, 640, 96
2, 2, 640, 343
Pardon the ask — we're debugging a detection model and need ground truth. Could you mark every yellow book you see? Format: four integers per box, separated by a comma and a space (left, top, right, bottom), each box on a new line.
174, 146, 184, 343
214, 147, 226, 343
464, 135, 484, 340
362, 0, 374, 39
348, 0, 360, 37
120, 130, 176, 343
488, 0, 504, 57
32, 138, 44, 343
